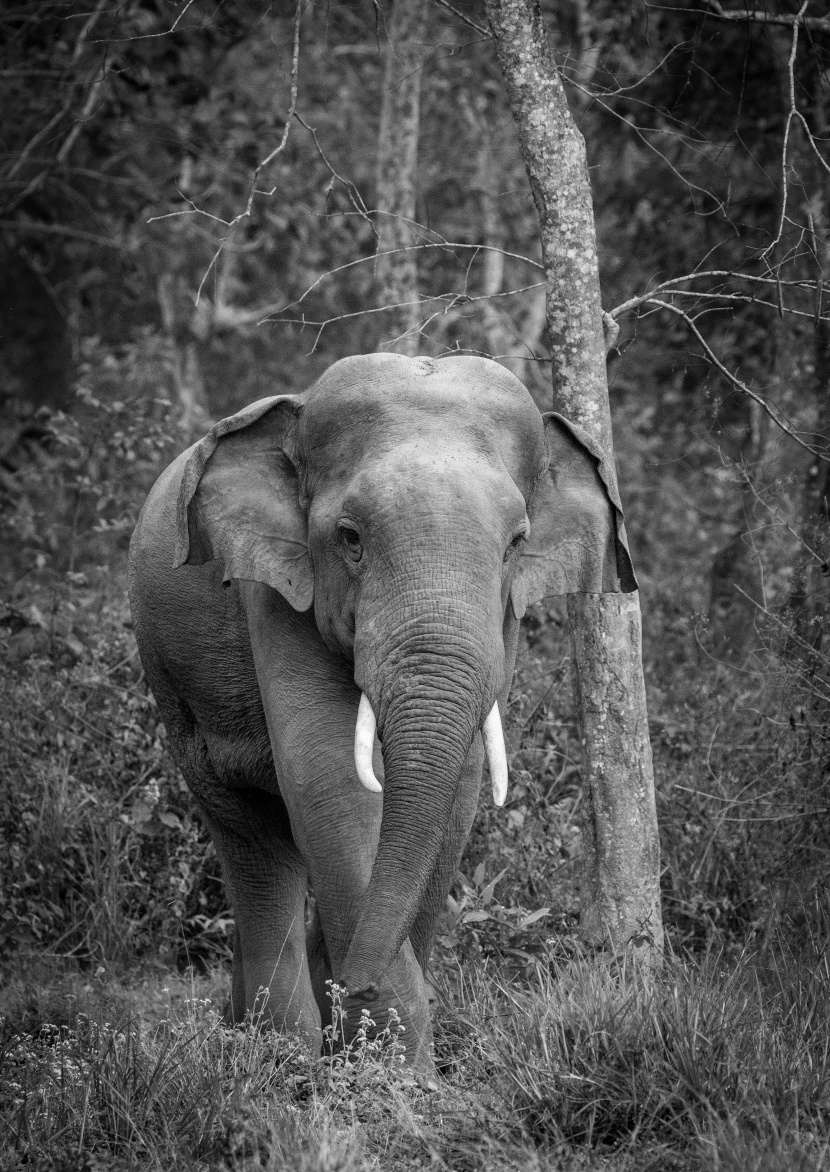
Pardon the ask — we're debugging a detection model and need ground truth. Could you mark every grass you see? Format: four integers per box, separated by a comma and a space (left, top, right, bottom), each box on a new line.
489, 945, 830, 1167
3, 943, 830, 1170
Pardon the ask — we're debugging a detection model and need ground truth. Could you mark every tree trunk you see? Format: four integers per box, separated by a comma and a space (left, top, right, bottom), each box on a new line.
157, 273, 212, 444
374, 0, 426, 356
706, 323, 770, 666
793, 72, 830, 656
460, 93, 512, 363
797, 294, 830, 654
484, 0, 663, 959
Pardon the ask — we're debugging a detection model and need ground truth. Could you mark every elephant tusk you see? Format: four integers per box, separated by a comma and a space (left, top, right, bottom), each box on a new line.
483, 702, 508, 807
354, 693, 383, 794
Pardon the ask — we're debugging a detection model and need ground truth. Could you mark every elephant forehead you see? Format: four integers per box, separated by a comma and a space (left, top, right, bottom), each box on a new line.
300, 357, 545, 486
304, 353, 537, 422
322, 445, 530, 538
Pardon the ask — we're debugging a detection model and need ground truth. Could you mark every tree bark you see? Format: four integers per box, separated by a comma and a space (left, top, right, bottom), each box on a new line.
484, 0, 663, 959
793, 72, 830, 656
157, 273, 212, 444
374, 0, 426, 356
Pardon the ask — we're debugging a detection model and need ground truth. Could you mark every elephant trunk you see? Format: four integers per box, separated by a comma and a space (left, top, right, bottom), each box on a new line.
342, 635, 499, 1001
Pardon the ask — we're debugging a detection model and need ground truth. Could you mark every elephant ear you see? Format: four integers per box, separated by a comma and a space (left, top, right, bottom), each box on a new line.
172, 395, 313, 612
511, 413, 637, 619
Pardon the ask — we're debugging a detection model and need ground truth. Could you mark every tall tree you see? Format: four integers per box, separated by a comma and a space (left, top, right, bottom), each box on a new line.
792, 38, 830, 654
374, 0, 426, 355
484, 0, 663, 958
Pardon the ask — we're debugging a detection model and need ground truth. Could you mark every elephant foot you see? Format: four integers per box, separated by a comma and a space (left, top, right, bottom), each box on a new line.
221, 987, 323, 1058
331, 992, 434, 1076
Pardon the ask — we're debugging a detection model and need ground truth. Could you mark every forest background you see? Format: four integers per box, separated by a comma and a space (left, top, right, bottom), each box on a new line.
2, 1, 830, 1169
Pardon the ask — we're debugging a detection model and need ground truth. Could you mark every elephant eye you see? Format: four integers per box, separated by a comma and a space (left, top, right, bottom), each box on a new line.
504, 527, 528, 563
338, 522, 363, 563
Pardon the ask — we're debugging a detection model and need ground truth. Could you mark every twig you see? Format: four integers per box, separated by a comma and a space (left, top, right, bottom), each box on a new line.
733, 584, 830, 699
608, 269, 830, 321
2, 0, 111, 215
762, 2, 809, 262
633, 285, 830, 325
566, 80, 731, 216
244, 0, 304, 213
154, 0, 305, 306
645, 297, 825, 458
270, 278, 544, 354
648, 0, 830, 36
0, 218, 122, 247
738, 464, 830, 570
100, 0, 200, 43
264, 240, 542, 323
429, 0, 491, 37
559, 44, 684, 99
294, 112, 374, 233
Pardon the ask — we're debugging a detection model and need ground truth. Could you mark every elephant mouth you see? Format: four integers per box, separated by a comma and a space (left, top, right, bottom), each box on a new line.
353, 691, 508, 806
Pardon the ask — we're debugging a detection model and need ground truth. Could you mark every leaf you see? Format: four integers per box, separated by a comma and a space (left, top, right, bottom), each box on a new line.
158, 810, 183, 832
462, 910, 492, 925
26, 605, 48, 629
518, 907, 550, 930
473, 862, 486, 888
130, 800, 153, 825
480, 868, 508, 907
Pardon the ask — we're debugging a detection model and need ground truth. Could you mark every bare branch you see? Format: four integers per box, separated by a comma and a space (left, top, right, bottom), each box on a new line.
565, 79, 731, 217
733, 586, 830, 702
241, 0, 304, 218
268, 278, 544, 355
294, 112, 374, 232
150, 0, 306, 306
2, 0, 113, 217
560, 43, 685, 99
763, 2, 809, 261
263, 240, 542, 321
646, 285, 830, 325
645, 296, 826, 458
608, 268, 830, 320
648, 0, 830, 36
0, 218, 122, 248
429, 0, 491, 37
70, 0, 108, 62
99, 0, 202, 43
602, 312, 620, 353
55, 60, 110, 166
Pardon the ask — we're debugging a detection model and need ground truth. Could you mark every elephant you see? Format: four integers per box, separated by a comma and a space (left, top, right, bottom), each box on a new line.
128, 352, 636, 1069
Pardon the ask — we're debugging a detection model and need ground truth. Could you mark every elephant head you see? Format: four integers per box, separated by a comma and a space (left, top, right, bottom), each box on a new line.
172, 354, 634, 1001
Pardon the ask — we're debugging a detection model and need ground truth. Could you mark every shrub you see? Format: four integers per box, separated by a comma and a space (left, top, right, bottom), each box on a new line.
0, 580, 230, 968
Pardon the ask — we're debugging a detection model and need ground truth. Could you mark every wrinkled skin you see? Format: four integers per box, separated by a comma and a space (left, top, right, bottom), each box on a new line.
129, 354, 634, 1069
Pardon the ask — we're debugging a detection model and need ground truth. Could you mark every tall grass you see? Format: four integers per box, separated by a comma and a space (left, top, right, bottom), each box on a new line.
3, 945, 830, 1170
450, 941, 830, 1170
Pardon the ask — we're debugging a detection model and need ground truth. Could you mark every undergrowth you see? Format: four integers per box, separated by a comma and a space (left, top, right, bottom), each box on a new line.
489, 943, 830, 1166
3, 947, 830, 1170
0, 574, 228, 969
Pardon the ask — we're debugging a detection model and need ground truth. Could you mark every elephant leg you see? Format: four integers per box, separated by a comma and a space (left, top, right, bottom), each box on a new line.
228, 924, 246, 1023
305, 895, 333, 1022
198, 787, 321, 1052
